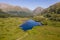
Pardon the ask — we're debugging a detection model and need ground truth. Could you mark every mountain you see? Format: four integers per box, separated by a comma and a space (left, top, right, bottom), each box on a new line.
41, 2, 60, 21
33, 7, 44, 15
0, 4, 21, 12
0, 3, 32, 12
0, 3, 33, 17
0, 3, 45, 17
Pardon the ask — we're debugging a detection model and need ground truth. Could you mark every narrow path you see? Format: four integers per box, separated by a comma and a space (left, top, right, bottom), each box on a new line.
16, 33, 28, 40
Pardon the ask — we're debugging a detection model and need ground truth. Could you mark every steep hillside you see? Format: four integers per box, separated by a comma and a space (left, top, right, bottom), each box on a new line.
41, 2, 60, 21
0, 9, 11, 18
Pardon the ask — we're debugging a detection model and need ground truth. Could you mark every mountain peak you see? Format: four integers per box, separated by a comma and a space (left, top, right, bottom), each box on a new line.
35, 7, 43, 9
33, 7, 44, 14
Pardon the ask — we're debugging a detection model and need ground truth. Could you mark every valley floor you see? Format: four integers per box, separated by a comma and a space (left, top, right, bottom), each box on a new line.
0, 17, 60, 40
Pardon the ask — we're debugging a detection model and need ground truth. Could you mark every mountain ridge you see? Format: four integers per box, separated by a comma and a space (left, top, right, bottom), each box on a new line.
0, 3, 44, 17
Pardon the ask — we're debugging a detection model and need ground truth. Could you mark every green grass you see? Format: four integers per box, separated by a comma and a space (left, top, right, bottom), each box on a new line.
0, 17, 60, 40
25, 26, 60, 40
0, 17, 28, 40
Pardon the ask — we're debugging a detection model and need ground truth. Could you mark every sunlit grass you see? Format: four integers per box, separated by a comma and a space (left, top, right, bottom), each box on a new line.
23, 26, 60, 40
0, 17, 29, 40
0, 17, 60, 40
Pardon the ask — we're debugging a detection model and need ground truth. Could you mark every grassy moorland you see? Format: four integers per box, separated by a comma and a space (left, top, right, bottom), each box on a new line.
0, 17, 60, 40
0, 17, 28, 40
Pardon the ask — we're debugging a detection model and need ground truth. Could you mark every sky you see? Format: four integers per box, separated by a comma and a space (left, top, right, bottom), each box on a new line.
0, 0, 60, 10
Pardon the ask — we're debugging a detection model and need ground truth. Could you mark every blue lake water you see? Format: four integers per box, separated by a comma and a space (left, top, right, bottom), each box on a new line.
20, 19, 42, 31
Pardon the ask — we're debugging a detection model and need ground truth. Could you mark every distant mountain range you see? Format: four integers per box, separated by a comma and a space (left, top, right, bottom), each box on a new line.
0, 3, 33, 12
0, 2, 60, 18
0, 3, 43, 17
